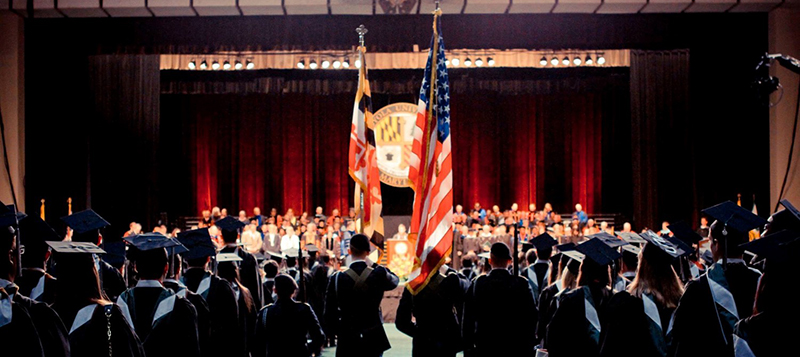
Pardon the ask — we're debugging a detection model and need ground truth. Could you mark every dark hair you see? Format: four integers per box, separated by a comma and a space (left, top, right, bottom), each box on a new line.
264, 260, 279, 278
710, 220, 747, 257
274, 274, 298, 299
0, 227, 16, 280
621, 250, 638, 271
461, 257, 473, 268
525, 249, 537, 264
628, 243, 684, 308
286, 256, 297, 269
536, 247, 553, 261
53, 253, 108, 325
186, 256, 210, 268
577, 258, 611, 288
217, 261, 254, 313
221, 230, 238, 244
133, 248, 168, 280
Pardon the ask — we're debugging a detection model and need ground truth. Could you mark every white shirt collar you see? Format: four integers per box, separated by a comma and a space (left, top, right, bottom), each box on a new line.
136, 280, 163, 288
535, 259, 551, 265
716, 258, 745, 265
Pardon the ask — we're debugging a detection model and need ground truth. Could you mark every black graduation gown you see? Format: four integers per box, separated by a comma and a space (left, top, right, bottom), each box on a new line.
262, 279, 276, 306
462, 269, 538, 357
536, 282, 563, 344
0, 290, 46, 357
67, 303, 146, 357
118, 285, 201, 357
324, 261, 399, 357
310, 264, 333, 340
231, 283, 257, 357
286, 267, 314, 302
253, 299, 325, 357
599, 292, 675, 357
182, 268, 242, 357
163, 279, 213, 357
545, 284, 613, 357
396, 272, 468, 357
13, 293, 71, 357
16, 269, 58, 305
220, 246, 263, 309
734, 309, 800, 357
97, 259, 127, 301
669, 263, 760, 357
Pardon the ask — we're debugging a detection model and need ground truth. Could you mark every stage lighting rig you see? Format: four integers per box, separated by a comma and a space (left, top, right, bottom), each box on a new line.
551, 57, 559, 66
451, 58, 460, 66
211, 61, 220, 70
597, 54, 606, 65
562, 56, 570, 66
333, 59, 341, 69
246, 60, 255, 70
573, 56, 582, 65
585, 55, 593, 65
475, 58, 484, 67
297, 59, 306, 69
487, 57, 495, 66
464, 57, 472, 66
753, 53, 800, 106
200, 61, 208, 70
309, 59, 318, 69
188, 60, 197, 70
321, 59, 331, 69
234, 61, 243, 70
223, 61, 231, 70
343, 57, 350, 68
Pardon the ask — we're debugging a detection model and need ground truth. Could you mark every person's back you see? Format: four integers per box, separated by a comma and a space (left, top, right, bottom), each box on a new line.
324, 234, 399, 357
396, 271, 468, 357
462, 242, 537, 357
254, 275, 324, 357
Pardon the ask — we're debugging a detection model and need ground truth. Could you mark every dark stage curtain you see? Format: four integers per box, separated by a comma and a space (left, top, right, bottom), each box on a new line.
161, 69, 631, 217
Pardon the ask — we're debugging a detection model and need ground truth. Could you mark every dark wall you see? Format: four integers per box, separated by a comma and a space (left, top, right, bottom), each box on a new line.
24, 13, 769, 236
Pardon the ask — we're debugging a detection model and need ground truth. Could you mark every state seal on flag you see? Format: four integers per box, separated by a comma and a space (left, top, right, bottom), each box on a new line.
372, 102, 417, 188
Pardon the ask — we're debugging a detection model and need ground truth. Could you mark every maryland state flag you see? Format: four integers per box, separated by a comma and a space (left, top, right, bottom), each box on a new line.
348, 45, 385, 252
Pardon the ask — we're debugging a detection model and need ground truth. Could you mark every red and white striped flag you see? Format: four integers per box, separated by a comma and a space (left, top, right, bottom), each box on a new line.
407, 14, 453, 295
348, 45, 385, 251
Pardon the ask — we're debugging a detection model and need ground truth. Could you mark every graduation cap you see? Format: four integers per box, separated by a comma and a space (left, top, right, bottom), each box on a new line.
265, 250, 285, 263
561, 250, 585, 273
739, 230, 800, 267
556, 242, 576, 252
306, 244, 320, 254
176, 228, 217, 260
46, 241, 106, 254
61, 209, 110, 243
124, 233, 185, 252
620, 244, 642, 256
639, 230, 686, 260
575, 238, 622, 266
668, 221, 703, 246
702, 201, 767, 236
521, 242, 534, 254
586, 232, 628, 248
667, 237, 694, 257
779, 199, 800, 222
102, 241, 128, 266
616, 231, 646, 244
216, 253, 243, 262
531, 233, 558, 251
215, 216, 245, 232
283, 248, 310, 259
19, 216, 61, 255
477, 252, 491, 260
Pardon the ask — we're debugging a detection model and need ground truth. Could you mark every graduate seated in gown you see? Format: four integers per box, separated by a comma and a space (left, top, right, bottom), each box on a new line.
0, 209, 70, 357
48, 241, 145, 357
669, 201, 765, 357
253, 274, 324, 357
600, 231, 686, 357
117, 234, 201, 357
545, 238, 618, 357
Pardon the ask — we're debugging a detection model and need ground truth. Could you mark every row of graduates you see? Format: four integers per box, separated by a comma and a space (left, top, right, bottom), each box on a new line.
395, 199, 800, 357
0, 203, 337, 357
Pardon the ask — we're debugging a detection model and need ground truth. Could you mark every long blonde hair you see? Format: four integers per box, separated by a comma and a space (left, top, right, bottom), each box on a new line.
627, 243, 684, 308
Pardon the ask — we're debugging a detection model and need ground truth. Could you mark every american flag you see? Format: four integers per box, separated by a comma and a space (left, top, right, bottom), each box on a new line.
348, 46, 385, 251
407, 22, 453, 295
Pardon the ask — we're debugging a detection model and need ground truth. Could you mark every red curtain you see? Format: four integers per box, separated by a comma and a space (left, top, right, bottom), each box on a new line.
164, 89, 614, 217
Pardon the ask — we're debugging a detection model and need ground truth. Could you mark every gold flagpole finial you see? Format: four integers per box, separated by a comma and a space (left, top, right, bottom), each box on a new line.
356, 24, 368, 48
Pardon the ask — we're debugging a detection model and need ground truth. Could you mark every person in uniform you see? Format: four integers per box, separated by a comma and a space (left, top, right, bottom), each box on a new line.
16, 216, 60, 304
462, 242, 537, 357
734, 228, 800, 357
0, 208, 70, 357
600, 230, 686, 357
524, 233, 557, 306
669, 201, 764, 357
176, 228, 241, 357
216, 254, 257, 357
117, 233, 201, 357
253, 274, 324, 357
396, 267, 469, 357
60, 210, 126, 301
324, 234, 399, 357
48, 241, 145, 357
217, 216, 264, 310
545, 238, 618, 357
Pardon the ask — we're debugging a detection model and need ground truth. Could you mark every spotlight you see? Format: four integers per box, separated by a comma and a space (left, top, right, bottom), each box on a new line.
223, 61, 231, 70
451, 58, 460, 66
297, 59, 305, 69
321, 59, 331, 69
200, 60, 208, 70
234, 61, 243, 70
246, 60, 255, 70
540, 56, 548, 66
597, 55, 606, 65
475, 58, 484, 67
464, 57, 472, 67
343, 58, 350, 68
309, 60, 318, 69
355, 59, 362, 69
188, 60, 196, 70
562, 56, 570, 66
211, 61, 220, 70
573, 57, 582, 66
487, 57, 495, 66
551, 57, 559, 66
333, 59, 341, 69
585, 55, 593, 65
446, 59, 451, 66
